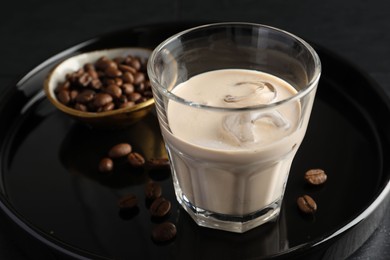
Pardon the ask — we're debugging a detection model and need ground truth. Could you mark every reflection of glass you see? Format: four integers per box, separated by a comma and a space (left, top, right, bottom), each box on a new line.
148, 23, 321, 233
174, 203, 288, 259
59, 112, 167, 188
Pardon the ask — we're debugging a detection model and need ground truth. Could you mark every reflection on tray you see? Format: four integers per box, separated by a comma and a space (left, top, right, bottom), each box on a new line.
59, 112, 167, 188
175, 206, 289, 259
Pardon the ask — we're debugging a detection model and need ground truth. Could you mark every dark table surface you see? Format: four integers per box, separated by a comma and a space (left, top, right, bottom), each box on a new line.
1, 0, 389, 259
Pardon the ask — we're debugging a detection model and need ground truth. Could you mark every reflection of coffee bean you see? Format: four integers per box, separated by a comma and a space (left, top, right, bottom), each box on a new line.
108, 143, 132, 158
150, 197, 171, 217
118, 194, 138, 209
118, 194, 139, 220
145, 181, 162, 200
152, 222, 177, 243
304, 169, 327, 185
297, 195, 317, 214
128, 152, 145, 167
147, 158, 170, 170
98, 157, 113, 172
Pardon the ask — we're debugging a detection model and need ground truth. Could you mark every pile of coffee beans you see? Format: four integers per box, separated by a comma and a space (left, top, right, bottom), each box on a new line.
297, 168, 328, 215
55, 53, 153, 112
99, 142, 176, 243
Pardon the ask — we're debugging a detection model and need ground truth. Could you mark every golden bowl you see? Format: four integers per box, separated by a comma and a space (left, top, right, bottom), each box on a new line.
44, 47, 154, 128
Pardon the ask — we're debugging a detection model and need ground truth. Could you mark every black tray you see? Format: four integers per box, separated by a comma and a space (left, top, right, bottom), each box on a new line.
1, 23, 390, 260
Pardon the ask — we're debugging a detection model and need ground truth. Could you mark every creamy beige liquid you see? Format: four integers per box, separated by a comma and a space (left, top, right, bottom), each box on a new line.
163, 69, 303, 216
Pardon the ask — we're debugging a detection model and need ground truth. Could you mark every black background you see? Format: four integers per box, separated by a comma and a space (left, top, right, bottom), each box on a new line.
0, 0, 389, 259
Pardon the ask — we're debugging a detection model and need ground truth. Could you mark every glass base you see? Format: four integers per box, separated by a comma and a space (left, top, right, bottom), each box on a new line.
177, 194, 282, 233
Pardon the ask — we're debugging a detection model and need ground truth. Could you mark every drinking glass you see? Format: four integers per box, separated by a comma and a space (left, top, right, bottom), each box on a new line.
147, 22, 321, 233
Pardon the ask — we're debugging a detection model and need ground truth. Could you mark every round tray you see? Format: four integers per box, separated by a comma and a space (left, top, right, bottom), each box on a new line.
1, 23, 390, 260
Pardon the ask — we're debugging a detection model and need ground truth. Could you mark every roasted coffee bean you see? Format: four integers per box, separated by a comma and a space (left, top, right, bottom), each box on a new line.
90, 78, 102, 89
114, 77, 123, 86
113, 57, 125, 65
78, 73, 92, 87
124, 55, 133, 64
108, 143, 132, 158
56, 81, 70, 92
76, 89, 95, 103
57, 89, 71, 105
148, 158, 170, 170
93, 93, 113, 107
84, 63, 94, 71
69, 89, 78, 101
118, 194, 138, 209
128, 152, 145, 167
133, 72, 145, 85
122, 83, 135, 95
105, 67, 122, 78
95, 56, 111, 70
128, 92, 142, 102
129, 59, 142, 71
98, 157, 113, 172
66, 72, 78, 83
122, 71, 135, 84
98, 102, 115, 112
304, 169, 327, 185
88, 69, 99, 79
119, 64, 137, 74
151, 222, 177, 243
105, 84, 122, 98
297, 195, 317, 214
105, 60, 118, 70
150, 197, 171, 217
104, 78, 116, 86
74, 103, 87, 111
145, 181, 162, 200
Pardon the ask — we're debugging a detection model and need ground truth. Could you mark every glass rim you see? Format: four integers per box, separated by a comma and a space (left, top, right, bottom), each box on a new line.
147, 22, 322, 112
